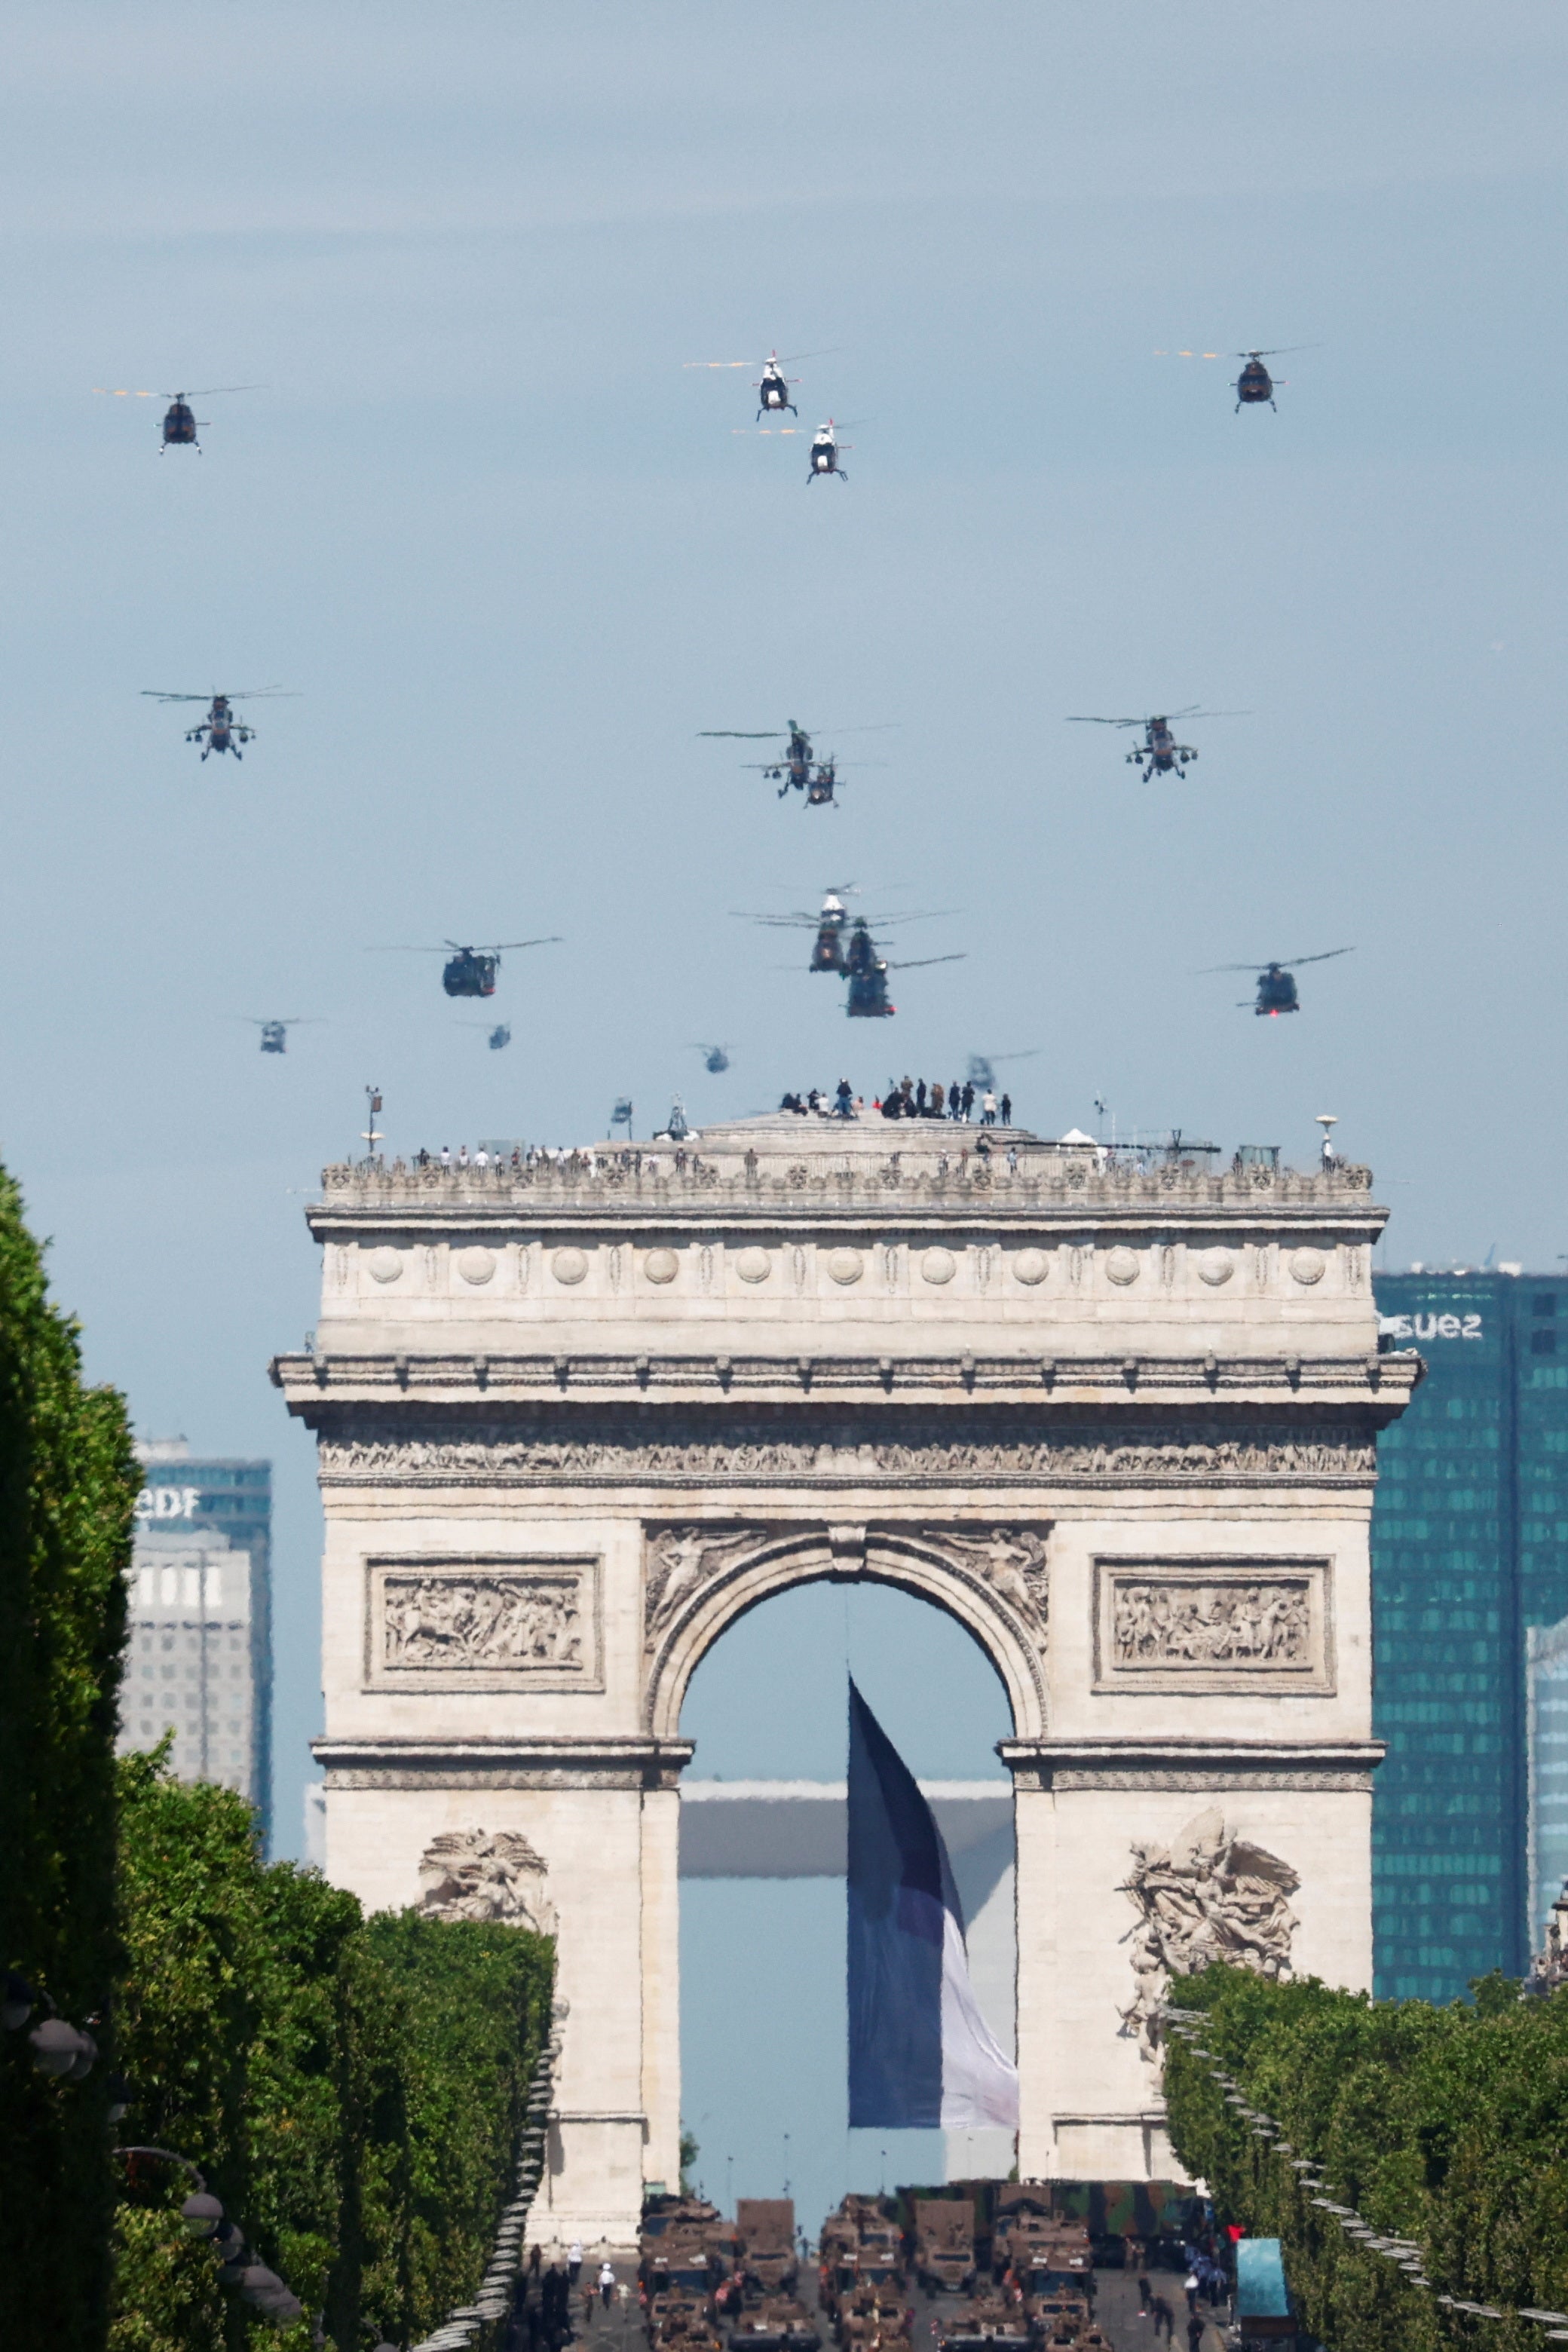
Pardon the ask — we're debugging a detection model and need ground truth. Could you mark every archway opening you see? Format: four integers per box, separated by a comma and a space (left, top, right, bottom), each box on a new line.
676, 1577, 1015, 2241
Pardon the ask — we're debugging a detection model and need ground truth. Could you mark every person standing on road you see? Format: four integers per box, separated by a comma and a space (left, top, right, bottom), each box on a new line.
568, 2240, 583, 2287
599, 2262, 617, 2309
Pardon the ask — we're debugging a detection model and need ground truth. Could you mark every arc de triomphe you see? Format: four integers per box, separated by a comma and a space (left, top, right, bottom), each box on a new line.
273, 1117, 1416, 2243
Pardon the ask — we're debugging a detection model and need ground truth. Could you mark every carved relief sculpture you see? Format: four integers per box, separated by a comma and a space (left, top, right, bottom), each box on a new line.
644, 1526, 773, 1646
932, 1527, 1049, 1630
1119, 1808, 1299, 2060
1113, 1579, 1309, 1668
384, 1573, 582, 1670
417, 1828, 556, 1934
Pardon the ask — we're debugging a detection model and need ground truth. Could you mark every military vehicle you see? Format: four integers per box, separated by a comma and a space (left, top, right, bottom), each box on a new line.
914, 2201, 976, 2295
736, 2200, 798, 2298
932, 2298, 1032, 2352
834, 2270, 911, 2352
651, 2286, 724, 2352
726, 2295, 819, 2352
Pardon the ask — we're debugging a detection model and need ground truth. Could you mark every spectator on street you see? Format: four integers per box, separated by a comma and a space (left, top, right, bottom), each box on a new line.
599, 2262, 617, 2309
1150, 2295, 1174, 2341
1184, 2269, 1199, 2314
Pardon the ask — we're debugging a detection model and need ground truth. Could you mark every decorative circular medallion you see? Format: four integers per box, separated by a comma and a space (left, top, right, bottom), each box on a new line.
455, 1246, 496, 1286
1013, 1248, 1049, 1286
1196, 1248, 1236, 1287
1291, 1248, 1328, 1285
734, 1247, 772, 1285
643, 1248, 679, 1285
551, 1248, 588, 1285
826, 1248, 864, 1285
1104, 1247, 1141, 1286
921, 1248, 957, 1285
366, 1246, 403, 1285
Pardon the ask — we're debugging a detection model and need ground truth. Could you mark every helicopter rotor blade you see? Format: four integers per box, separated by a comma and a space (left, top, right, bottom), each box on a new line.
731, 427, 805, 436
141, 691, 213, 702
1152, 350, 1222, 359
482, 936, 564, 952
684, 360, 755, 369
94, 387, 157, 397
1279, 947, 1355, 967
776, 348, 840, 363
1234, 346, 1317, 359
1064, 715, 1141, 727
884, 953, 967, 972
698, 730, 784, 739
164, 384, 264, 397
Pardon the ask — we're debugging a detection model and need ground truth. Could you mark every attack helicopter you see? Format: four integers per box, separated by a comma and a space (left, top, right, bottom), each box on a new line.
1199, 947, 1355, 1015
698, 720, 891, 806
463, 1021, 513, 1049
371, 938, 562, 999
241, 1018, 319, 1055
1233, 349, 1311, 412
684, 346, 834, 420
95, 385, 259, 449
691, 1043, 734, 1073
142, 688, 297, 761
1065, 706, 1246, 780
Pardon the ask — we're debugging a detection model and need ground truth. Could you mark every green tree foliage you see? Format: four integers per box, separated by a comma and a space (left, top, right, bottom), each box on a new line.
0, 1163, 141, 2352
1163, 1963, 1568, 2352
112, 1756, 553, 2352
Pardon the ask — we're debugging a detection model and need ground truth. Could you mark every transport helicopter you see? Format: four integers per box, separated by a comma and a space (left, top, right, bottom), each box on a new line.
462, 1021, 513, 1049
1065, 706, 1245, 780
141, 687, 297, 760
684, 346, 833, 418
733, 885, 858, 972
699, 720, 892, 805
691, 1043, 734, 1073
1233, 348, 1311, 412
1199, 947, 1355, 1015
842, 917, 965, 1018
967, 1049, 1040, 1092
240, 1018, 319, 1055
95, 384, 259, 449
372, 937, 562, 999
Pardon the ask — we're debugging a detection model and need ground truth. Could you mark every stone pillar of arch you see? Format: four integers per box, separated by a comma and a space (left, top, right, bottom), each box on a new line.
273, 1116, 1417, 2244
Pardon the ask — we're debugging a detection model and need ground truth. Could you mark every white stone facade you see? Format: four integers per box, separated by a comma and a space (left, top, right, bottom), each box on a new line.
273, 1117, 1417, 2243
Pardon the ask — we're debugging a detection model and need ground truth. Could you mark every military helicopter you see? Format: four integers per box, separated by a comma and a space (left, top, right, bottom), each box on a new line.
240, 1018, 320, 1055
372, 938, 562, 999
699, 720, 892, 806
841, 917, 965, 1018
809, 421, 850, 482
967, 1049, 1040, 1093
1233, 348, 1311, 412
691, 1043, 734, 1074
462, 1021, 513, 1049
142, 688, 297, 761
1065, 706, 1245, 780
95, 385, 259, 450
735, 885, 858, 972
684, 346, 834, 420
1199, 947, 1355, 1015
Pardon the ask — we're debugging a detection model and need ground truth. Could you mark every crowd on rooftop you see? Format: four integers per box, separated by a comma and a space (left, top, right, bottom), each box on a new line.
778, 1077, 1014, 1124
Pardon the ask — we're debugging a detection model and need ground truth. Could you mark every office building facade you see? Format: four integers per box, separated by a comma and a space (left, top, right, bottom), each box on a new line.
118, 1441, 274, 1847
1370, 1271, 1568, 1999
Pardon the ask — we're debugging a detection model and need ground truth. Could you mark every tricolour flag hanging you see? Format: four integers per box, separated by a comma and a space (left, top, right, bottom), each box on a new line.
847, 1678, 1019, 2130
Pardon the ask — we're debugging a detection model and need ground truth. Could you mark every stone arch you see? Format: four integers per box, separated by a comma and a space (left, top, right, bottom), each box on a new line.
642, 1521, 1049, 1742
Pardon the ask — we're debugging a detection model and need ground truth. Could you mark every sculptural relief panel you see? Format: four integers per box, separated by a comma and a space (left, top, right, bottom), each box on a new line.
1093, 1556, 1332, 1692
364, 1554, 602, 1690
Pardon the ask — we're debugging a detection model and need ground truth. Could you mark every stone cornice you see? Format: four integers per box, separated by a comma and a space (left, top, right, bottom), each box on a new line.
1000, 1736, 1385, 1792
274, 1348, 1421, 1416
312, 1735, 695, 1792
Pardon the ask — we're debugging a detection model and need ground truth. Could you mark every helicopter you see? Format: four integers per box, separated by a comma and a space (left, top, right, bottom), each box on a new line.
372, 938, 562, 999
1065, 706, 1245, 780
841, 917, 965, 1018
1199, 948, 1355, 1016
95, 385, 259, 450
462, 1021, 513, 1049
685, 345, 835, 420
809, 421, 850, 482
699, 720, 891, 805
966, 1049, 1040, 1093
241, 1018, 319, 1055
1233, 348, 1310, 412
692, 1043, 735, 1074
142, 688, 297, 760
734, 885, 856, 972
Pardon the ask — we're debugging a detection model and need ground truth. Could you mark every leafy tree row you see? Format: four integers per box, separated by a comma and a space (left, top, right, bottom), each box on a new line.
0, 1157, 554, 2352
1162, 1963, 1568, 2352
112, 1757, 553, 2352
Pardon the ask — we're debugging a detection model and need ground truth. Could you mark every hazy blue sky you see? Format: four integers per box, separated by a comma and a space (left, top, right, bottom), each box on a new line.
2, 0, 1563, 2208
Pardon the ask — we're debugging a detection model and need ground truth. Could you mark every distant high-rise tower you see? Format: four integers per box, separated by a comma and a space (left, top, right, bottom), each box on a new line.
1371, 1271, 1568, 1998
118, 1440, 273, 1848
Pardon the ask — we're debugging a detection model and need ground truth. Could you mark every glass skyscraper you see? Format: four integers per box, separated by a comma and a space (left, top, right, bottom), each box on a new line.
118, 1440, 274, 1848
1370, 1271, 1568, 1999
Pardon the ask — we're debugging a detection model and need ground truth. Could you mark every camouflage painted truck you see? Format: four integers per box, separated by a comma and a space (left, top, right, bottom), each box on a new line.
737, 2200, 799, 2299
913, 2202, 975, 2295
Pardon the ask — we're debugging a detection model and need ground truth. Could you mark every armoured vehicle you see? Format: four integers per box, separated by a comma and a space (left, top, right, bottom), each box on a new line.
914, 2201, 975, 2295
932, 2298, 1031, 2352
737, 2200, 798, 2298
727, 2296, 819, 2352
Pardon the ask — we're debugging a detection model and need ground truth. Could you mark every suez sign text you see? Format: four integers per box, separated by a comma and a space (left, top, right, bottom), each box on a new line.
1379, 1312, 1484, 1343
134, 1486, 203, 1519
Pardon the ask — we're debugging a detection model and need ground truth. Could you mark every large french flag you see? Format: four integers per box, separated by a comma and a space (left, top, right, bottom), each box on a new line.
847, 1680, 1019, 2130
